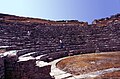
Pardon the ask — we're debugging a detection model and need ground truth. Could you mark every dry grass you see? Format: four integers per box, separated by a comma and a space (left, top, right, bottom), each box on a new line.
57, 52, 120, 77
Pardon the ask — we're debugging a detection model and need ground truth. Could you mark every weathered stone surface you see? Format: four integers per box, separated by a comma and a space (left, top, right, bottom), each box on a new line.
0, 56, 4, 79
0, 13, 120, 79
4, 55, 53, 79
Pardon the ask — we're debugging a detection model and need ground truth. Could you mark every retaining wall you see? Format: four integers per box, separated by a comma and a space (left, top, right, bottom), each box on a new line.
0, 56, 4, 79
3, 54, 53, 79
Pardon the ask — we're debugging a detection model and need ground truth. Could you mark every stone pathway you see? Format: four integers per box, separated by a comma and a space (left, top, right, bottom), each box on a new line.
74, 67, 120, 79
49, 52, 120, 79
49, 56, 76, 79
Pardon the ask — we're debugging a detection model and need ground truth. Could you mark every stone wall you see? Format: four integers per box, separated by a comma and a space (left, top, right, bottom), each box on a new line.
4, 54, 53, 79
0, 56, 4, 79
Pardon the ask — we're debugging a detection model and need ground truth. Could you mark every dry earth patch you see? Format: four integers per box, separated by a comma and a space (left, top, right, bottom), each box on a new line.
57, 52, 120, 78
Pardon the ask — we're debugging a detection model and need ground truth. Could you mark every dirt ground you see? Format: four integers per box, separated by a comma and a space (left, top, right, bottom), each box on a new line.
95, 71, 120, 79
57, 51, 120, 78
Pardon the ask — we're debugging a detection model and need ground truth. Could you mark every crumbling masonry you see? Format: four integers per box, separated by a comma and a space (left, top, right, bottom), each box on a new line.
0, 13, 120, 79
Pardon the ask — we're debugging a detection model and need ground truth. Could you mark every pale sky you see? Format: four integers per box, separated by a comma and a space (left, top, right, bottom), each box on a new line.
0, 0, 120, 23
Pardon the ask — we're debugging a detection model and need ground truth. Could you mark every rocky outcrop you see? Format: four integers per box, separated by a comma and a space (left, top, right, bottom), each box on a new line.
92, 13, 120, 26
